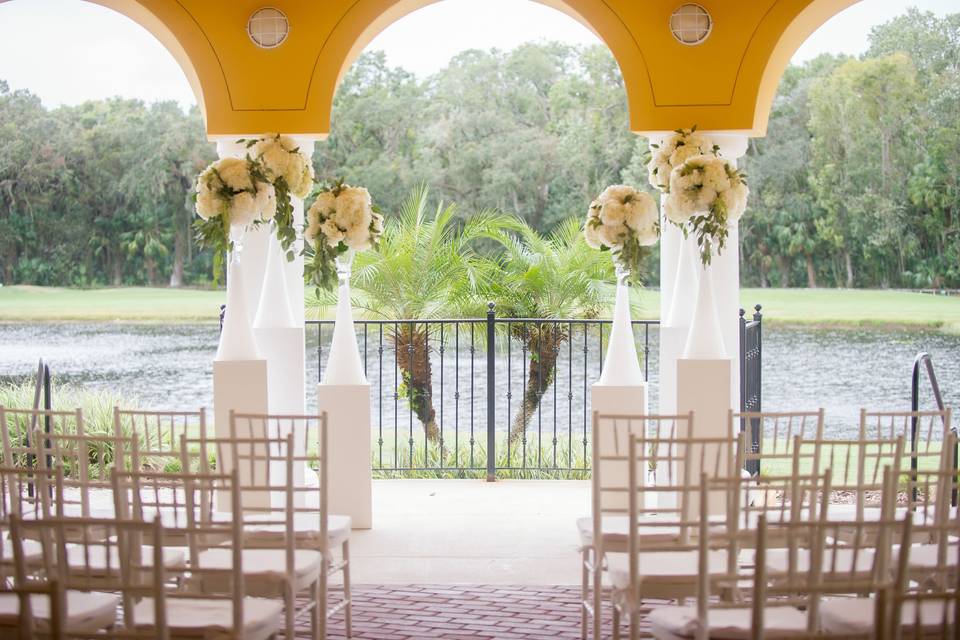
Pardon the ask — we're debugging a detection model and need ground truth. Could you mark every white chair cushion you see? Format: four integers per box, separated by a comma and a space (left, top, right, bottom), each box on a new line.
0, 538, 43, 563
133, 596, 283, 640
648, 604, 808, 639
764, 547, 876, 576
893, 542, 959, 570
576, 514, 724, 547
197, 548, 322, 591
606, 549, 731, 590
0, 590, 119, 632
64, 544, 186, 572
240, 513, 351, 549
820, 597, 955, 634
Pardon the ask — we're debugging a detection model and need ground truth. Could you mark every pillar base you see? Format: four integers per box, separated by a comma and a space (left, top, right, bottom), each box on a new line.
677, 357, 733, 517
213, 358, 269, 511
591, 383, 649, 508
318, 383, 372, 529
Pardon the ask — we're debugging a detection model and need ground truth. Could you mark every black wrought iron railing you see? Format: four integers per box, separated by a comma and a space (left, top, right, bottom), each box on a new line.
739, 305, 763, 475
307, 306, 658, 478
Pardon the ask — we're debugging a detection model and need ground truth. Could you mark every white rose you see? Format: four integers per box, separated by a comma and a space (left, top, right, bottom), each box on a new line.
583, 220, 603, 249
599, 222, 629, 248
664, 192, 698, 224
216, 157, 254, 192
308, 191, 336, 225
230, 191, 258, 226
587, 199, 602, 220
304, 220, 322, 247
722, 181, 749, 221
255, 182, 277, 221
599, 200, 628, 226
335, 187, 373, 231
320, 218, 345, 247
195, 190, 222, 220
624, 192, 659, 246
345, 223, 373, 251
289, 159, 314, 199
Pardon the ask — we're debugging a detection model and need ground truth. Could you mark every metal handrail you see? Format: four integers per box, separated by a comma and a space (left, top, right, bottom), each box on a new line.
910, 352, 956, 505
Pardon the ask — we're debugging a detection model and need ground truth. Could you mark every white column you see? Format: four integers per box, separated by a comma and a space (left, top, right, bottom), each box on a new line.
709, 133, 749, 410
654, 132, 748, 416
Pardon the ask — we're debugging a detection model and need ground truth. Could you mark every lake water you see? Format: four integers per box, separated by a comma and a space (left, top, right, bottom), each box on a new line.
0, 322, 956, 439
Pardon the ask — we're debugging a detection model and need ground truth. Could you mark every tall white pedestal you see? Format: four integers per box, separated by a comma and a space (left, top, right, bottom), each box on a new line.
213, 359, 269, 511
255, 326, 307, 493
317, 383, 372, 529
676, 358, 732, 517
658, 326, 688, 417
591, 383, 649, 509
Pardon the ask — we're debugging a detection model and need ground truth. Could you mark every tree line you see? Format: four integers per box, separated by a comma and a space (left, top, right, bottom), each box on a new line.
1, 9, 956, 289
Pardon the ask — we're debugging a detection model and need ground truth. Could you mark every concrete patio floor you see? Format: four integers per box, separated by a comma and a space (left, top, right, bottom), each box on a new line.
348, 480, 590, 584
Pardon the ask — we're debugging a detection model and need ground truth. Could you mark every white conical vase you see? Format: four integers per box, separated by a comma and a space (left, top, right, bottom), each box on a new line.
665, 232, 699, 328
321, 250, 367, 385
683, 263, 728, 359
253, 234, 295, 329
597, 264, 645, 386
217, 226, 261, 361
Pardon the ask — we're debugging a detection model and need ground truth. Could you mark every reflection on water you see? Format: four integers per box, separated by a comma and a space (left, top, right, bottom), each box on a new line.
0, 322, 956, 439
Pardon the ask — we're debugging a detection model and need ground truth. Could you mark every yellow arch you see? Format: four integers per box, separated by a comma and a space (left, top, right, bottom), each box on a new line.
71, 0, 859, 137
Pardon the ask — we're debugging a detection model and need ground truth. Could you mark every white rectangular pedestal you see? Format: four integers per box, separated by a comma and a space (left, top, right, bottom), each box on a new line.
213, 359, 269, 511
317, 383, 372, 529
677, 358, 733, 517
591, 383, 649, 509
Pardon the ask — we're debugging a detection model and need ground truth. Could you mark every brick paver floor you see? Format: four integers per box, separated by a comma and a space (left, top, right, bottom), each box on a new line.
312, 585, 664, 639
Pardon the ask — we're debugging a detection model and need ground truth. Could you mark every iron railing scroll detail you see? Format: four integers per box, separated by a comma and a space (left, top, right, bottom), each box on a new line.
739, 304, 763, 475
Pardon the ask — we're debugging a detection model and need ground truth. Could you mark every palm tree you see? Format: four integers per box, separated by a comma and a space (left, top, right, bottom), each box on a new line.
351, 184, 516, 442
485, 218, 615, 444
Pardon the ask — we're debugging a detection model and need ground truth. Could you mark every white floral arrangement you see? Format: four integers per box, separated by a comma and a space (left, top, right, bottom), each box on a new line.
194, 156, 277, 281
647, 126, 716, 193
304, 181, 385, 291
248, 134, 315, 259
583, 184, 659, 279
646, 125, 749, 266
664, 153, 749, 266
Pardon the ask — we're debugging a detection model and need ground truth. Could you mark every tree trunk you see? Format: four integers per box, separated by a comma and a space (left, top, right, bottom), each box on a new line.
509, 325, 565, 444
393, 324, 438, 442
776, 255, 790, 288
843, 250, 854, 288
805, 253, 817, 289
169, 226, 186, 288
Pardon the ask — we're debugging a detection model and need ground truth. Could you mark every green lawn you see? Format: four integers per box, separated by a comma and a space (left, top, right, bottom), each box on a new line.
1, 285, 958, 331
0, 285, 226, 322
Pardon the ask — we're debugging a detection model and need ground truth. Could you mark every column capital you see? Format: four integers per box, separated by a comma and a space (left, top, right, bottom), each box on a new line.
707, 132, 749, 161
636, 130, 750, 161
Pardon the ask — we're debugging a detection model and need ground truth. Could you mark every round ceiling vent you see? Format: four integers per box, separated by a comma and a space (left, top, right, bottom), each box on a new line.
669, 4, 713, 46
247, 7, 290, 49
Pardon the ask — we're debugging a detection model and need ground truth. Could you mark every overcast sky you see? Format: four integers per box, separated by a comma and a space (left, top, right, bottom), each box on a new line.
0, 0, 955, 108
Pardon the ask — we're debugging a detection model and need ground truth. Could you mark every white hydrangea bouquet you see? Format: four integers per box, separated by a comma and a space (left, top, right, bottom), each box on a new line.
648, 126, 749, 266
583, 184, 659, 280
304, 180, 385, 291
194, 156, 277, 282
248, 134, 314, 259
647, 125, 716, 192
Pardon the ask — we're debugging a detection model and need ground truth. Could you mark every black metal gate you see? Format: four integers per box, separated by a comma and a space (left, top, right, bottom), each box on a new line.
739, 305, 763, 474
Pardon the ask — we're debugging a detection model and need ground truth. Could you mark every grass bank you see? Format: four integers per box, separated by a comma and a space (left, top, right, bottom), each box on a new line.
1, 285, 958, 332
